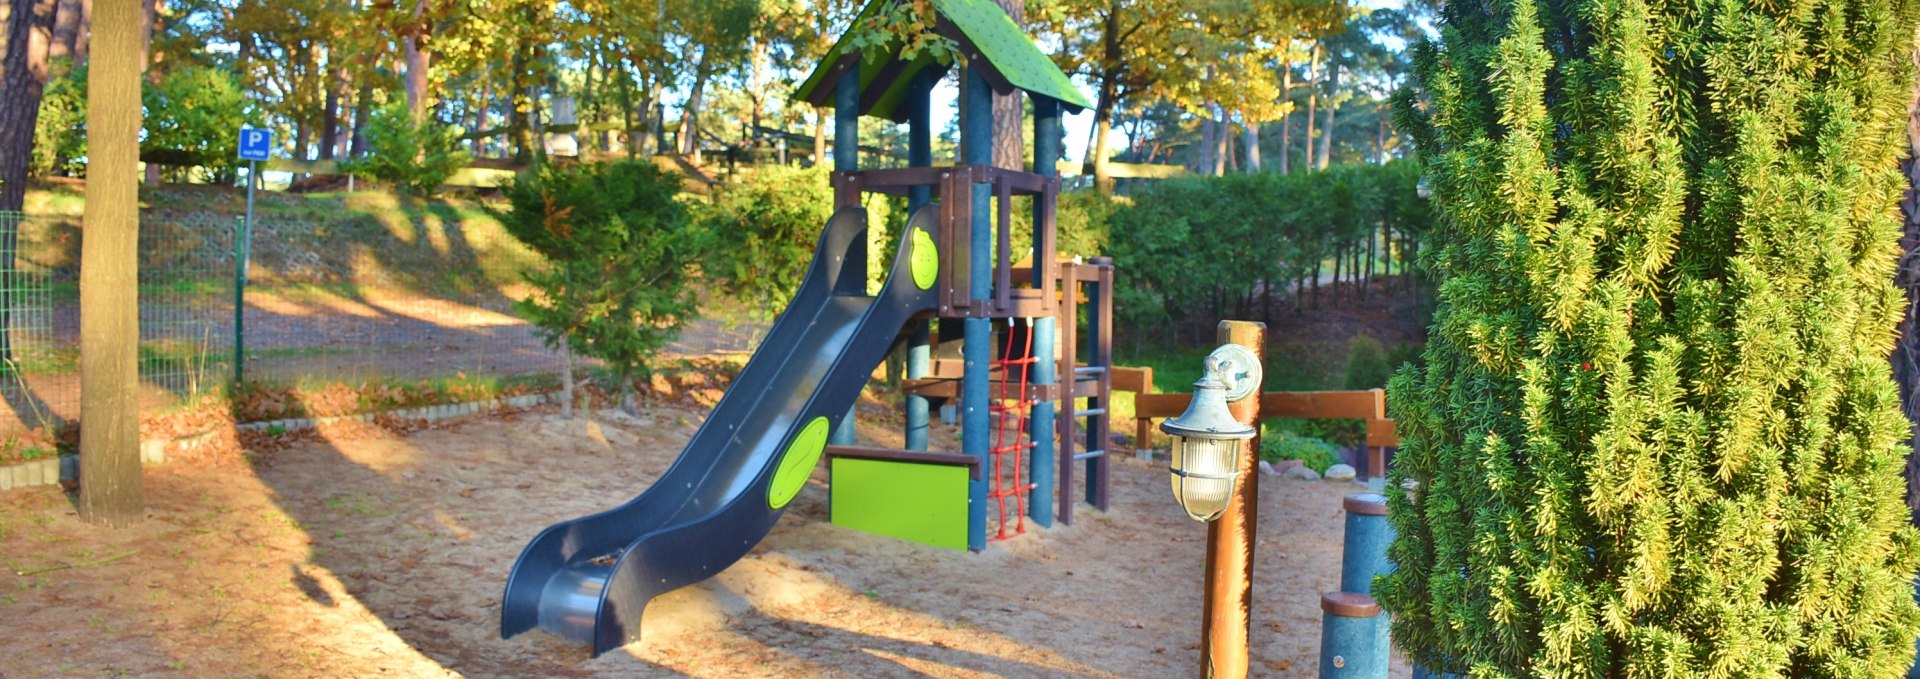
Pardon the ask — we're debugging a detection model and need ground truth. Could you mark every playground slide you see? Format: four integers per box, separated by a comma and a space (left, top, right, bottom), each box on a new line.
500, 205, 942, 657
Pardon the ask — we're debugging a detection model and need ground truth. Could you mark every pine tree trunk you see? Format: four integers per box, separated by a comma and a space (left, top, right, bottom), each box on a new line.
682, 52, 711, 163
1198, 115, 1216, 174
1089, 2, 1121, 194
320, 56, 341, 160
403, 0, 428, 123
1, 0, 57, 212
1303, 47, 1318, 172
1317, 71, 1337, 171
79, 0, 142, 527
991, 0, 1024, 170
812, 108, 827, 167
1244, 118, 1261, 172
560, 343, 574, 419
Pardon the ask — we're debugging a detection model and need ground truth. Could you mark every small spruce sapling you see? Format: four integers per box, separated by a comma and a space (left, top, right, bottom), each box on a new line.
498, 160, 705, 416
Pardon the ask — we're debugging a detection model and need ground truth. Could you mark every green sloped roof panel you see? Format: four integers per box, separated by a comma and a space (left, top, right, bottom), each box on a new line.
930, 0, 1090, 111
790, 0, 1089, 118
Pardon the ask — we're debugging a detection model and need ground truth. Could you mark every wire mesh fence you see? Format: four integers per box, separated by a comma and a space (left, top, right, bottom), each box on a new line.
0, 208, 771, 441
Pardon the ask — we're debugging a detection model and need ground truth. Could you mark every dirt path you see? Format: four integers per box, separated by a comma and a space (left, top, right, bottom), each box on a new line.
0, 403, 1409, 678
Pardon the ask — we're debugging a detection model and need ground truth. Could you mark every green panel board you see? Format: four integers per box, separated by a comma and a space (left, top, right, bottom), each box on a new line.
830, 458, 970, 551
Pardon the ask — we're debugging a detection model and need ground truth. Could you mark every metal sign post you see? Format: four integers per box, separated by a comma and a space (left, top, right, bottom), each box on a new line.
236, 126, 272, 384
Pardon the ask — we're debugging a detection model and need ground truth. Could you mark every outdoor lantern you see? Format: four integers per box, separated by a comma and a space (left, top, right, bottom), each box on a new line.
1161, 344, 1261, 522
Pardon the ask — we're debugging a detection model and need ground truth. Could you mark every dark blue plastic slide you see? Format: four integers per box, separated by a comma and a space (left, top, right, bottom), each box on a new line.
500, 205, 942, 656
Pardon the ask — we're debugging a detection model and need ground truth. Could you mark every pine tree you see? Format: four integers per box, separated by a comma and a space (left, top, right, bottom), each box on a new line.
1380, 0, 1920, 671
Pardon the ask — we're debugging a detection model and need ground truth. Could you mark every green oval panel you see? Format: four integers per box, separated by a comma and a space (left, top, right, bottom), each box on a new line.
769, 417, 831, 509
910, 228, 938, 291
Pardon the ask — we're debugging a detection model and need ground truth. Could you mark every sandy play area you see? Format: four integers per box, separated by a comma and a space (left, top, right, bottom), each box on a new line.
0, 398, 1411, 678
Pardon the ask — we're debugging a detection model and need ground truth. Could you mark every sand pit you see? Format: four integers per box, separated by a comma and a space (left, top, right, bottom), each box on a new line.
0, 401, 1410, 677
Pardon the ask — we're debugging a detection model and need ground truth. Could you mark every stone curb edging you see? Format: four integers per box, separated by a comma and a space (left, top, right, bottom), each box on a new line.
0, 392, 557, 492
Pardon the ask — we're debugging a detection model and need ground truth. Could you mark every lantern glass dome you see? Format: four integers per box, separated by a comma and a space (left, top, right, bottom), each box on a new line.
1161, 372, 1256, 522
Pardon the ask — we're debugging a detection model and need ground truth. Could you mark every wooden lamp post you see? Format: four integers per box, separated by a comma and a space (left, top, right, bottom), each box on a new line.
1161, 321, 1265, 678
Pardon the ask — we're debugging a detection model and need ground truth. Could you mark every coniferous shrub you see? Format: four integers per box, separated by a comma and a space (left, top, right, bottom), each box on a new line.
496, 160, 704, 396
342, 102, 471, 196
1381, 0, 1920, 672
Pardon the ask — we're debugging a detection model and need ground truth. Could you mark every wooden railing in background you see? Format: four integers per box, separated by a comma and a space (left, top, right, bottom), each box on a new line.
1132, 388, 1400, 480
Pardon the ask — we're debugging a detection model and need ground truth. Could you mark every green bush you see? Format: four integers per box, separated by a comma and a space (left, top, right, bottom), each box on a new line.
1381, 0, 1920, 670
342, 102, 471, 196
1260, 428, 1341, 473
1341, 335, 1391, 390
31, 60, 86, 177
1107, 161, 1428, 342
141, 65, 253, 179
496, 160, 704, 388
700, 165, 835, 310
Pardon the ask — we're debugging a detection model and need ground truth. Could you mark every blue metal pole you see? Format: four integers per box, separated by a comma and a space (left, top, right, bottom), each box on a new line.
1028, 97, 1061, 527
1319, 593, 1390, 679
1340, 493, 1394, 594
905, 71, 934, 452
830, 63, 862, 448
962, 65, 994, 551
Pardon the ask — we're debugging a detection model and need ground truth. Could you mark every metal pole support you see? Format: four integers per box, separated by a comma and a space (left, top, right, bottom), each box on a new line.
1319, 592, 1389, 679
235, 162, 256, 385
1340, 493, 1393, 594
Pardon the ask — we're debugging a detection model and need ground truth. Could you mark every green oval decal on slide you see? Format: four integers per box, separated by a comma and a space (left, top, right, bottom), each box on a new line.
769, 417, 831, 509
910, 228, 938, 291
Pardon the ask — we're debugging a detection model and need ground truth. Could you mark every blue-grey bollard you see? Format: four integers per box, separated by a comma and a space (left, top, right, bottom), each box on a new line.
1909, 581, 1920, 679
1413, 665, 1465, 679
1342, 493, 1394, 594
1320, 592, 1390, 678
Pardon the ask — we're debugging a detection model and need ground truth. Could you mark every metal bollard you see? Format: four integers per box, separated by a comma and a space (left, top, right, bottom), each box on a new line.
1341, 493, 1394, 594
1320, 592, 1389, 678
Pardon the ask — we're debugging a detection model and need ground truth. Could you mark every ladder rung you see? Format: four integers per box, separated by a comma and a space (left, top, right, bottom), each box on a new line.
1073, 449, 1106, 461
1075, 366, 1108, 374
1077, 407, 1107, 417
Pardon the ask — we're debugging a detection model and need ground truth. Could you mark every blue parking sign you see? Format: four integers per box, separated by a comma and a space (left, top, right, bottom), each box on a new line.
238, 126, 272, 161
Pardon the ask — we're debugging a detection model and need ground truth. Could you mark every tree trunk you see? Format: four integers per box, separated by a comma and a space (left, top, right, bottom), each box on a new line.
403, 0, 428, 122
1317, 66, 1338, 170
79, 0, 143, 527
1304, 47, 1318, 172
1213, 106, 1229, 175
560, 343, 575, 419
813, 107, 828, 167
349, 82, 371, 158
1279, 112, 1291, 175
1198, 115, 1216, 174
1, 0, 57, 213
681, 51, 712, 163
320, 53, 341, 160
990, 0, 1025, 170
1245, 118, 1262, 172
49, 0, 82, 61
1089, 71, 1118, 193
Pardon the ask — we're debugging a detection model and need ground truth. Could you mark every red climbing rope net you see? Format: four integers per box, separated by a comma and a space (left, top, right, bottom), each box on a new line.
988, 319, 1038, 542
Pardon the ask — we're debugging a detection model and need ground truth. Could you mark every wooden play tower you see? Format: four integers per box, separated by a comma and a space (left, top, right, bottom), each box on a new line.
792, 0, 1117, 550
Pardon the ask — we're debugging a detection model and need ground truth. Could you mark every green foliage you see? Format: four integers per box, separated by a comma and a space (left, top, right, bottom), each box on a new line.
341, 103, 472, 196
31, 61, 87, 177
1260, 427, 1340, 473
1054, 189, 1115, 258
1381, 0, 1920, 672
700, 165, 836, 311
1108, 161, 1427, 339
140, 65, 254, 177
497, 160, 704, 384
1341, 335, 1390, 390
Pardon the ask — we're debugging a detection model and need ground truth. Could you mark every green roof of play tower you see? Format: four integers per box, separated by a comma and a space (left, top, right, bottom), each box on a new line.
792, 0, 1091, 122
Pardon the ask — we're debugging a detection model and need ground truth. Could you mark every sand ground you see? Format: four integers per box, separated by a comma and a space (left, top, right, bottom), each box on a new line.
0, 400, 1410, 678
